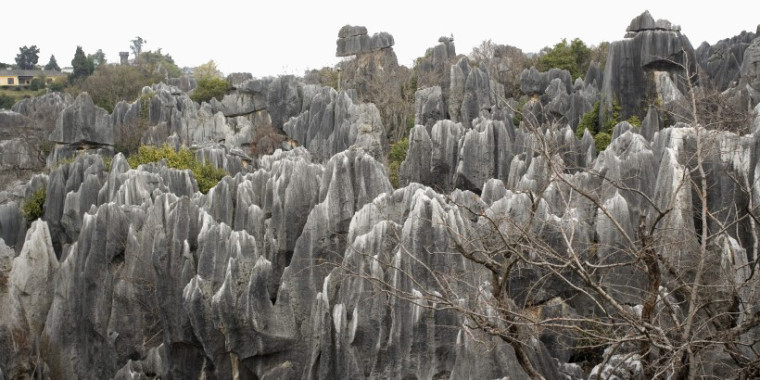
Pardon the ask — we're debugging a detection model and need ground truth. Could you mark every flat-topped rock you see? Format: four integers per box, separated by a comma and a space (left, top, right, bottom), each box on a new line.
336, 25, 394, 57
626, 10, 680, 34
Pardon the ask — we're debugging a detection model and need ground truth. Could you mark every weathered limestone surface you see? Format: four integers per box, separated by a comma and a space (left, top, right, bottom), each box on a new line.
2, 12, 760, 380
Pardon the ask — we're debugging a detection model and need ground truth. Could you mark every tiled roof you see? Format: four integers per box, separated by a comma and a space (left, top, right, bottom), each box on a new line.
0, 69, 66, 76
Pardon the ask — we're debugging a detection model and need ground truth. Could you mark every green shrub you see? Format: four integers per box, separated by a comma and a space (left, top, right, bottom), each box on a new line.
0, 94, 14, 109
602, 100, 621, 134
30, 77, 45, 91
512, 96, 529, 127
594, 132, 611, 153
577, 99, 624, 140
101, 154, 112, 170
576, 101, 600, 138
626, 115, 642, 128
190, 77, 229, 103
388, 137, 409, 188
128, 144, 227, 194
48, 81, 65, 92
22, 188, 46, 222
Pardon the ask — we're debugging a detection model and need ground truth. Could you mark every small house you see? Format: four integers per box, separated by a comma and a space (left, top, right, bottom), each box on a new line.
0, 69, 67, 87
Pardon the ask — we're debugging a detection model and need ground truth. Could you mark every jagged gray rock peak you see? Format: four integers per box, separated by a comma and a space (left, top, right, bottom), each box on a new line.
2, 114, 760, 379
336, 25, 395, 57
210, 75, 302, 131
447, 57, 511, 127
167, 75, 197, 93
1, 93, 72, 178
3, 221, 59, 378
3, 11, 760, 380
226, 72, 253, 88
414, 86, 444, 131
602, 11, 696, 123
514, 66, 597, 129
740, 36, 760, 104
283, 85, 386, 162
0, 138, 37, 171
400, 115, 600, 194
696, 31, 756, 91
49, 92, 114, 145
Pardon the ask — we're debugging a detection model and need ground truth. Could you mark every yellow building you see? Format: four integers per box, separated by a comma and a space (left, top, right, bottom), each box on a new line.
0, 70, 67, 87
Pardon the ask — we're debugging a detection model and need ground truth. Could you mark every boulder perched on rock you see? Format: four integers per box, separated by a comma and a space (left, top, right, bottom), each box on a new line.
602, 11, 696, 123
625, 10, 680, 35
336, 25, 394, 57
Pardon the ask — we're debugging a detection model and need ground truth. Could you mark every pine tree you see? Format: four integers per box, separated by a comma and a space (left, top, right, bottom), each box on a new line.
44, 55, 60, 71
71, 46, 91, 80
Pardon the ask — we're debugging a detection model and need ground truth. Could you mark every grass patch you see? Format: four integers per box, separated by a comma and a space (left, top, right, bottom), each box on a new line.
0, 88, 47, 109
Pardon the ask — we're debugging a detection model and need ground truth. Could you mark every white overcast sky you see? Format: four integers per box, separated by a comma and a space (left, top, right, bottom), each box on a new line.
2, 1, 757, 78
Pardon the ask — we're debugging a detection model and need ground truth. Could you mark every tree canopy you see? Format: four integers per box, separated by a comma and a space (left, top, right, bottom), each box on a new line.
134, 49, 182, 78
537, 38, 592, 80
87, 49, 106, 69
15, 45, 40, 70
70, 46, 92, 80
44, 55, 60, 71
193, 60, 223, 80
130, 36, 147, 58
189, 60, 228, 103
191, 77, 229, 104
71, 64, 163, 113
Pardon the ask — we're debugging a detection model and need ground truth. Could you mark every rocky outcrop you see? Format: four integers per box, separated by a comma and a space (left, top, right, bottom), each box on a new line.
3, 221, 59, 378
2, 115, 759, 379
0, 138, 38, 171
516, 66, 598, 129
414, 86, 444, 131
414, 36, 458, 121
226, 72, 253, 88
336, 28, 410, 142
283, 86, 386, 162
602, 11, 696, 123
696, 31, 756, 91
50, 92, 114, 146
739, 36, 760, 105
167, 76, 197, 93
520, 66, 550, 96
2, 11, 760, 380
447, 58, 510, 127
1, 93, 72, 180
11, 92, 73, 133
336, 25, 394, 57
625, 10, 680, 35
210, 75, 302, 132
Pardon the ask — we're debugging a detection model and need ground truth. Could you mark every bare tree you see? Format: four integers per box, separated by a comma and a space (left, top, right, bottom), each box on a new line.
130, 36, 147, 59
336, 56, 760, 378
